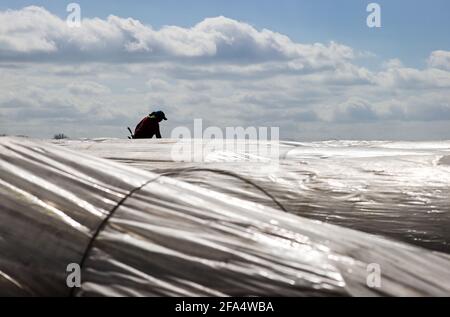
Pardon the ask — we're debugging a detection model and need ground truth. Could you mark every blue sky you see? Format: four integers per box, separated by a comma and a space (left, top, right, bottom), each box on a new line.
1, 0, 449, 68
0, 1, 449, 140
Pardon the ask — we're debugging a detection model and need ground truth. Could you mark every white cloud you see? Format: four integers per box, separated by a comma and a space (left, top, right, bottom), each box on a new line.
382, 59, 403, 69
146, 78, 171, 91
0, 6, 62, 53
68, 81, 111, 95
0, 6, 450, 140
375, 67, 450, 89
0, 6, 354, 69
331, 98, 378, 123
428, 50, 450, 71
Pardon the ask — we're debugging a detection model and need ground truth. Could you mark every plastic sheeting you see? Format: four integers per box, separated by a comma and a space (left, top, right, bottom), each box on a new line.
1, 136, 450, 297
57, 138, 450, 254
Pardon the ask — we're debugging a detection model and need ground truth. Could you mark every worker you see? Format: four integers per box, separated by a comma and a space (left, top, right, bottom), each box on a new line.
133, 111, 167, 139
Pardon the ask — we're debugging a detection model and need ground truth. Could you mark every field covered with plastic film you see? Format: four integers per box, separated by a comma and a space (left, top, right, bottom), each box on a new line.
0, 136, 450, 296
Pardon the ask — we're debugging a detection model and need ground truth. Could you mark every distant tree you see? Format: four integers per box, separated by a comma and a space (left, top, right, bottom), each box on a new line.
54, 133, 69, 140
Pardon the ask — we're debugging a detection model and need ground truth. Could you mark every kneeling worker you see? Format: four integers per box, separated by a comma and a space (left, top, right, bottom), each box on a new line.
133, 111, 168, 139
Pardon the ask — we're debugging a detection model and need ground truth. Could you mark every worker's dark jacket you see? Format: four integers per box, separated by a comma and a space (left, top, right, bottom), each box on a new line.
134, 116, 162, 139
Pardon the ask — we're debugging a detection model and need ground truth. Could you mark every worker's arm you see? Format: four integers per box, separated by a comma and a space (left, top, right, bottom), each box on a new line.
156, 124, 162, 139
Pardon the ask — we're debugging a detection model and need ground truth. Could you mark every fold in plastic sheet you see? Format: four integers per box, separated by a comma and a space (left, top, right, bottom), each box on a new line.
1, 137, 450, 296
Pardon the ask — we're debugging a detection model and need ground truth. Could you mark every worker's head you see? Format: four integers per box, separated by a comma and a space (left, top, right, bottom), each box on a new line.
152, 111, 168, 122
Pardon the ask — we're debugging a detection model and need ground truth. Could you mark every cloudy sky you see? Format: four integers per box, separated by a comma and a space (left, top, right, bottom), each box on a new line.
1, 0, 450, 140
